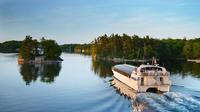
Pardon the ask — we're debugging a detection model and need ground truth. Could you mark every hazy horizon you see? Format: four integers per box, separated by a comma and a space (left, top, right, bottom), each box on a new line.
0, 0, 200, 44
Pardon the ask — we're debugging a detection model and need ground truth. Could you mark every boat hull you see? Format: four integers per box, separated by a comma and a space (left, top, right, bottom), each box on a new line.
113, 70, 139, 91
112, 70, 170, 92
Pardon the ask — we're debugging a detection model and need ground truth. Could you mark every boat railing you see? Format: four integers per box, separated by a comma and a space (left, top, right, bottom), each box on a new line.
138, 81, 170, 86
138, 77, 171, 86
140, 71, 169, 76
138, 71, 171, 86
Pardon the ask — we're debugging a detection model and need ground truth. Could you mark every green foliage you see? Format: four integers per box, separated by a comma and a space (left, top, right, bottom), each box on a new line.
91, 34, 188, 60
19, 35, 38, 61
183, 42, 192, 59
19, 35, 62, 61
0, 40, 22, 53
192, 42, 200, 58
92, 34, 150, 59
41, 39, 62, 60
60, 44, 79, 52
60, 44, 91, 55
156, 39, 185, 60
183, 39, 200, 59
2, 34, 199, 60
74, 44, 91, 54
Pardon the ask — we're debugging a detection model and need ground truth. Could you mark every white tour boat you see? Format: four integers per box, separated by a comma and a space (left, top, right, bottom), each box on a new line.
112, 63, 171, 92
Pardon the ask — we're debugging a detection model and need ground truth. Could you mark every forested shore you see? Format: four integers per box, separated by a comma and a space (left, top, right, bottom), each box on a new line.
0, 40, 22, 53
1, 34, 200, 61
61, 34, 200, 61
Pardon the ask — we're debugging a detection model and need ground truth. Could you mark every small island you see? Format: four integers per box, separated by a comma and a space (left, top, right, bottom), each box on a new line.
18, 35, 63, 64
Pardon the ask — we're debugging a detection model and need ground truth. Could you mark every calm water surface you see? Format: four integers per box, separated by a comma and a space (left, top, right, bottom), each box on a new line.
0, 53, 200, 112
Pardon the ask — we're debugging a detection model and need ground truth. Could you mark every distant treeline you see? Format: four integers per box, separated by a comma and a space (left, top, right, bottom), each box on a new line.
1, 34, 200, 60
61, 34, 200, 60
91, 34, 200, 60
60, 44, 91, 54
0, 40, 22, 53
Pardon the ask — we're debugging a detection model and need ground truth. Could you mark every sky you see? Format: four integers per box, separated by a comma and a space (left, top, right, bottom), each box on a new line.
0, 0, 200, 44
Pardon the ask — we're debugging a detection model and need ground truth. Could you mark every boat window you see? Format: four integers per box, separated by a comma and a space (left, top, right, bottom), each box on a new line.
141, 77, 144, 85
160, 77, 163, 84
132, 77, 137, 81
140, 67, 162, 72
156, 68, 162, 71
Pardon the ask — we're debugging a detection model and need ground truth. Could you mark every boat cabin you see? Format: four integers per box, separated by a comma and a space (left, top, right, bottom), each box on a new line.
135, 65, 169, 76
112, 64, 171, 92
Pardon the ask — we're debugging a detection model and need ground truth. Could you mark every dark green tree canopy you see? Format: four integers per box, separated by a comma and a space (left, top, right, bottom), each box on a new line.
91, 34, 199, 60
19, 35, 62, 61
60, 34, 200, 60
41, 39, 62, 60
19, 35, 38, 61
0, 40, 22, 53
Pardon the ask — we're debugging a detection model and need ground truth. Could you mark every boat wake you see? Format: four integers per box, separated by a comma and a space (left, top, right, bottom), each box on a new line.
133, 92, 200, 112
110, 78, 200, 112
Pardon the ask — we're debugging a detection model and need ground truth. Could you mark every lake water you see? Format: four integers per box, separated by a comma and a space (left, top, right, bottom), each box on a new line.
0, 53, 200, 112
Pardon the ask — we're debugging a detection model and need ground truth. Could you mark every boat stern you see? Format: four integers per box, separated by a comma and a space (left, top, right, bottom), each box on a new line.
138, 84, 170, 93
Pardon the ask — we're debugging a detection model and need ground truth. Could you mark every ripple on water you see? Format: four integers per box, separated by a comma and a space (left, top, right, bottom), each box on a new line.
134, 92, 200, 112
74, 86, 131, 112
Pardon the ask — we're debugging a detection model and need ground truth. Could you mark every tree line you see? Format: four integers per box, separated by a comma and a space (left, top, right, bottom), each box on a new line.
91, 34, 200, 60
1, 34, 200, 60
0, 40, 22, 53
183, 38, 200, 59
60, 44, 91, 54
61, 34, 200, 60
92, 34, 200, 60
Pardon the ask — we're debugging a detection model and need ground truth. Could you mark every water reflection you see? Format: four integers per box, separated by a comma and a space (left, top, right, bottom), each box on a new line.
92, 58, 200, 111
91, 59, 200, 79
160, 60, 200, 78
111, 78, 136, 99
91, 59, 115, 78
111, 75, 200, 112
19, 63, 61, 85
111, 78, 146, 112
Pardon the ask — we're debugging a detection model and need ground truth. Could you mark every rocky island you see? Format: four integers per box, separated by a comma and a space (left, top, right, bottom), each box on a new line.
18, 35, 63, 64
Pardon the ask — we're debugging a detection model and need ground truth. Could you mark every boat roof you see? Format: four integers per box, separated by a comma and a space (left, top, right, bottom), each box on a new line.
113, 64, 137, 76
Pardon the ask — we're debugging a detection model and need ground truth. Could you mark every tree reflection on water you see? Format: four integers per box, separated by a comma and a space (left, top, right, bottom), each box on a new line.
159, 60, 200, 78
91, 58, 200, 79
19, 63, 61, 85
91, 59, 115, 78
